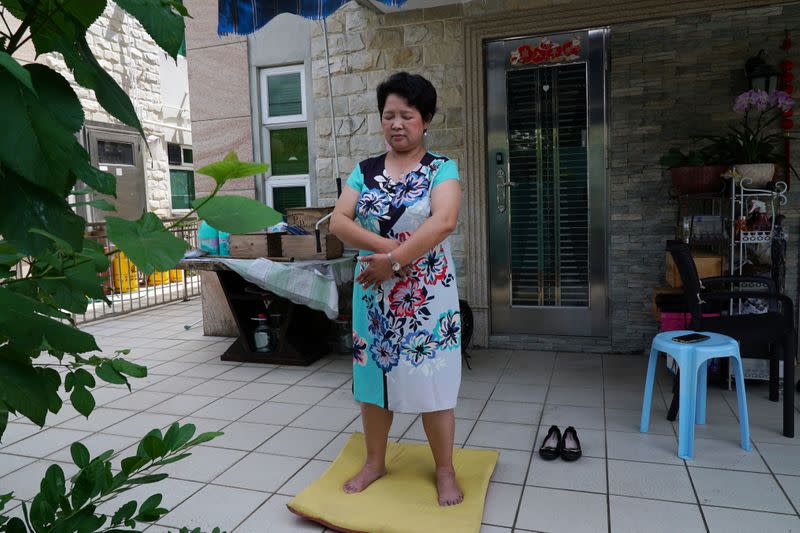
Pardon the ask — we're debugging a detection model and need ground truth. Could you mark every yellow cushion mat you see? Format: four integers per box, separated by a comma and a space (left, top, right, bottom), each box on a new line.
287, 432, 499, 533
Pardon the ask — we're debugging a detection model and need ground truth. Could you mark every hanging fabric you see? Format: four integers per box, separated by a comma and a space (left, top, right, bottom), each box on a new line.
217, 0, 407, 36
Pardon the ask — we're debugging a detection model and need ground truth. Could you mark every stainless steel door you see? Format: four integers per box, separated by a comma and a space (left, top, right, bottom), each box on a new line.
84, 124, 145, 222
487, 29, 609, 337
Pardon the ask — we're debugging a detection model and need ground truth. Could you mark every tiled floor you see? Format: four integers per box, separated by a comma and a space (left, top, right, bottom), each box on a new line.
2, 299, 800, 532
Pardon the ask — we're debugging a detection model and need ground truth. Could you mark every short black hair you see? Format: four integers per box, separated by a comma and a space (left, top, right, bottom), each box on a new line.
376, 72, 437, 123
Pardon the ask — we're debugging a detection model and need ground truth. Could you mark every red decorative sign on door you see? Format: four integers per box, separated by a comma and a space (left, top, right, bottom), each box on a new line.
510, 37, 582, 66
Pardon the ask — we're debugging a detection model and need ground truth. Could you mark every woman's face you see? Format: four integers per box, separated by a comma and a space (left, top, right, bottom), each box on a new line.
381, 94, 429, 153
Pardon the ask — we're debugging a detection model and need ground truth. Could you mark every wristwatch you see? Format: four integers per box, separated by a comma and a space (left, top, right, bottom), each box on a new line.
387, 252, 402, 273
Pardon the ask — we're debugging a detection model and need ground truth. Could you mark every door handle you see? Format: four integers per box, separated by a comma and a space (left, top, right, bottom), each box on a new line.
496, 168, 515, 213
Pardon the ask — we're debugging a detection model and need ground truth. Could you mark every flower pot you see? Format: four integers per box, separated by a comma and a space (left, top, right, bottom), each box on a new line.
670, 165, 728, 195
734, 163, 775, 187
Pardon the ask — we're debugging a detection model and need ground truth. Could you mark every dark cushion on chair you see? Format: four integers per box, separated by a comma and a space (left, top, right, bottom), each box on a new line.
699, 312, 789, 344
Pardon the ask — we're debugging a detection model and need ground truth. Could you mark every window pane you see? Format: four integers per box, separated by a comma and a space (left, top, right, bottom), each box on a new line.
270, 128, 308, 175
267, 72, 302, 117
167, 143, 182, 165
273, 186, 307, 215
97, 141, 134, 165
182, 148, 193, 164
170, 169, 195, 210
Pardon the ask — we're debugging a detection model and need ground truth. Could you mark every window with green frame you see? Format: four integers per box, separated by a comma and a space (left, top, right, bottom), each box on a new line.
170, 169, 195, 210
267, 72, 302, 117
273, 186, 307, 215
269, 128, 308, 176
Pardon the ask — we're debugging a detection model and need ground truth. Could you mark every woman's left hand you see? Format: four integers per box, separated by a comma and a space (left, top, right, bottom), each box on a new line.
356, 254, 395, 289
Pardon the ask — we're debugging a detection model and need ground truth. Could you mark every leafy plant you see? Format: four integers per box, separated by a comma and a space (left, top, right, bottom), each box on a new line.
1, 424, 225, 533
699, 89, 795, 165
658, 148, 707, 168
0, 0, 280, 531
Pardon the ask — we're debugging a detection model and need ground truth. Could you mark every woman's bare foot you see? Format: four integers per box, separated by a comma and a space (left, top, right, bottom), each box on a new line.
343, 463, 387, 494
436, 467, 464, 506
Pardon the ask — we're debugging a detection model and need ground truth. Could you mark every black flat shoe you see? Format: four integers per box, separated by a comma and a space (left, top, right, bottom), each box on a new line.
538, 425, 562, 460
560, 426, 582, 461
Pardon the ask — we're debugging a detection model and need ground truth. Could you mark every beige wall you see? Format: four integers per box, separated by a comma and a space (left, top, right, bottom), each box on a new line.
185, 0, 255, 200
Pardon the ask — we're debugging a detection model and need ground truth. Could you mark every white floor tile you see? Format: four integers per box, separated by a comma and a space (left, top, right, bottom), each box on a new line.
690, 467, 794, 513
608, 459, 694, 502
610, 496, 705, 533
147, 394, 216, 416
208, 421, 281, 451
271, 386, 334, 405
214, 451, 306, 492
757, 441, 800, 475
225, 382, 288, 401
547, 386, 604, 407
160, 484, 268, 531
289, 405, 360, 432
256, 369, 313, 385
458, 380, 497, 400
2, 427, 91, 458
490, 383, 547, 403
516, 485, 608, 533
690, 437, 767, 472
0, 460, 78, 500
106, 390, 175, 411
467, 421, 536, 451
241, 402, 309, 425
58, 407, 136, 433
297, 372, 351, 388
48, 433, 138, 463
257, 427, 338, 459
105, 412, 177, 438
147, 376, 208, 394
479, 400, 541, 425
702, 506, 800, 533
233, 494, 324, 532
606, 431, 681, 465
277, 459, 331, 496
0, 454, 35, 478
403, 417, 475, 446
528, 455, 607, 493
217, 366, 272, 382
191, 398, 262, 421
160, 445, 248, 483
540, 404, 605, 431
481, 482, 523, 528
185, 379, 247, 397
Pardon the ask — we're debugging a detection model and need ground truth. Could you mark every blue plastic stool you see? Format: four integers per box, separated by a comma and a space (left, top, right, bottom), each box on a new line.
640, 330, 751, 460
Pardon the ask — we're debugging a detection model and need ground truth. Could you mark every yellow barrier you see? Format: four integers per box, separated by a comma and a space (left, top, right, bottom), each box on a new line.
169, 269, 183, 282
147, 271, 169, 286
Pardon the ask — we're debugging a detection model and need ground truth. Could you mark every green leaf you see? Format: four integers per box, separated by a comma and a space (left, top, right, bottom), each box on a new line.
115, 0, 187, 59
140, 435, 166, 459
0, 173, 86, 256
182, 431, 224, 449
0, 356, 62, 427
126, 473, 169, 486
27, 228, 75, 253
71, 442, 91, 468
81, 239, 111, 272
197, 151, 269, 187
95, 361, 127, 385
111, 358, 147, 378
75, 198, 117, 212
120, 455, 148, 476
78, 164, 117, 197
193, 196, 282, 234
40, 464, 66, 506
5, 517, 26, 533
111, 500, 138, 527
171, 423, 197, 450
152, 452, 192, 467
0, 287, 99, 353
0, 401, 9, 443
0, 50, 34, 93
63, 36, 144, 136
107, 212, 189, 275
0, 66, 84, 195
70, 384, 96, 417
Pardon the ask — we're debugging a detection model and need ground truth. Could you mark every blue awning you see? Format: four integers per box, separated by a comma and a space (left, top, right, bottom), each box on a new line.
218, 0, 408, 36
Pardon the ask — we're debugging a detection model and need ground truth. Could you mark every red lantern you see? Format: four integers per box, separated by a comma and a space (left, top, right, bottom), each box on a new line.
782, 59, 795, 71
783, 72, 795, 83
782, 119, 795, 130
784, 109, 795, 117
784, 84, 795, 94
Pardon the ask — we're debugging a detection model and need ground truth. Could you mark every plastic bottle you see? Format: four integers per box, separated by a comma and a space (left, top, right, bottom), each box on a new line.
252, 313, 270, 352
198, 221, 220, 255
218, 230, 231, 256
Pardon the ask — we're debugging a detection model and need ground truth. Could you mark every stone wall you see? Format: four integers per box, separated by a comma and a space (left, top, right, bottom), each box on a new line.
311, 1, 800, 352
310, 2, 469, 285
35, 2, 185, 217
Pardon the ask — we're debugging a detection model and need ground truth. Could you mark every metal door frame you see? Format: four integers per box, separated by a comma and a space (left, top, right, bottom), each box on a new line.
486, 28, 609, 337
83, 121, 145, 223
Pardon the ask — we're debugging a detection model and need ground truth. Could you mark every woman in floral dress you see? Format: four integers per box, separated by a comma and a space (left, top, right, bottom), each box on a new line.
330, 72, 463, 506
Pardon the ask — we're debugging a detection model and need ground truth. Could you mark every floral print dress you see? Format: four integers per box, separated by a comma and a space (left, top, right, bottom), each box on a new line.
348, 152, 461, 413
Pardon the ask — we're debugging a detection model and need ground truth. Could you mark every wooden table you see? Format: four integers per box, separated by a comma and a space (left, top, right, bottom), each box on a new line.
181, 258, 351, 366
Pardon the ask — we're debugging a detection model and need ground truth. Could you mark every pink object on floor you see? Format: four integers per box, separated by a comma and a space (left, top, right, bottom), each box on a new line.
660, 312, 721, 332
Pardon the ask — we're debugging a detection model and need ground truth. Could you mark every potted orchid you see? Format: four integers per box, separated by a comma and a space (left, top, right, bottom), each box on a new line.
702, 89, 795, 186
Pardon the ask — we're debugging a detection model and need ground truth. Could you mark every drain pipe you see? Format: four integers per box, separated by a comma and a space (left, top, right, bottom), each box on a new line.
322, 19, 341, 194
